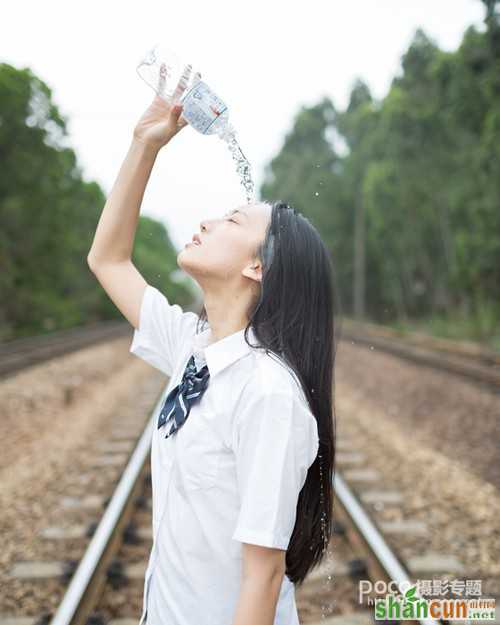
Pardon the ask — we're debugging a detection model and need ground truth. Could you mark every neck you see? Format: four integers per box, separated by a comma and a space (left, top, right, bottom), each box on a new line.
202, 287, 253, 344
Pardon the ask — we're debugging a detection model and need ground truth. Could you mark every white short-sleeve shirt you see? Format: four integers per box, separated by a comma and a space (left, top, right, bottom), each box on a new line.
129, 284, 320, 625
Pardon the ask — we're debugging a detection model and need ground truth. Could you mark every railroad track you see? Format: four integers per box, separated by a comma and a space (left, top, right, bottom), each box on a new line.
0, 298, 201, 381
341, 319, 500, 391
3, 320, 496, 624
0, 321, 132, 380
3, 313, 497, 390
1, 374, 161, 625
3, 379, 451, 625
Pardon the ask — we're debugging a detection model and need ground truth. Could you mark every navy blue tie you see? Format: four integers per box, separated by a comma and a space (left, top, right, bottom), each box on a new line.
157, 354, 210, 438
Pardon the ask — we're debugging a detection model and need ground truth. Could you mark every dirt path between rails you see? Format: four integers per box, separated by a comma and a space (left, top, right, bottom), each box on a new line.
0, 337, 166, 615
335, 340, 500, 588
335, 339, 500, 491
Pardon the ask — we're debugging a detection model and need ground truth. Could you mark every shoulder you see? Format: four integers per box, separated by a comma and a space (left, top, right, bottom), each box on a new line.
142, 284, 200, 341
129, 284, 199, 377
240, 348, 313, 420
234, 348, 320, 466
144, 284, 199, 327
253, 349, 310, 407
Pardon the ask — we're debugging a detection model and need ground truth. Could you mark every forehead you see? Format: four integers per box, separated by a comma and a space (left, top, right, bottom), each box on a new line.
231, 202, 271, 230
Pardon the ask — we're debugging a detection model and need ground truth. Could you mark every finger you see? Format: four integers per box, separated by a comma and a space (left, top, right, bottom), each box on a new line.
177, 115, 189, 130
172, 64, 192, 102
158, 62, 167, 95
169, 103, 185, 125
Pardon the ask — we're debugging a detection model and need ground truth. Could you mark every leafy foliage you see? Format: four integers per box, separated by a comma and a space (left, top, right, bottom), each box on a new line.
0, 63, 192, 340
260, 3, 500, 344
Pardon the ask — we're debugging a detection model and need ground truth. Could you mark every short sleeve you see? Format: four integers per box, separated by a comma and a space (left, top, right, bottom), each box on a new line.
129, 284, 199, 377
231, 388, 319, 551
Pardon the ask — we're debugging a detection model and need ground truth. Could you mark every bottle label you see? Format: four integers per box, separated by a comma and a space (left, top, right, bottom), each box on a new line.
180, 80, 227, 134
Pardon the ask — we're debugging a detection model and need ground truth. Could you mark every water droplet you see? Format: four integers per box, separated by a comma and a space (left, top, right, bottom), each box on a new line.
315, 191, 319, 196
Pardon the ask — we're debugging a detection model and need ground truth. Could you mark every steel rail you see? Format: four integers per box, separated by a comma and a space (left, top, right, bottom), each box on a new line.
342, 331, 500, 389
334, 473, 441, 625
48, 390, 164, 625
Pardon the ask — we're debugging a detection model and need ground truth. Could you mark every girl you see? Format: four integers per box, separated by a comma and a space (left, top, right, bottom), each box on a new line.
87, 94, 338, 625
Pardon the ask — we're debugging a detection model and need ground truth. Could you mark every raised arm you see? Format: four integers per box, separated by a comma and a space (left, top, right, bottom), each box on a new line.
87, 94, 188, 329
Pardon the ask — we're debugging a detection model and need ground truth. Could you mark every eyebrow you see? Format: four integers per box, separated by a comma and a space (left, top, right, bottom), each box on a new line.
227, 208, 249, 219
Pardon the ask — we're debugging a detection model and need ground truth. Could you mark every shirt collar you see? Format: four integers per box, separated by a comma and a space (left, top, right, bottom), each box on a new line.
191, 324, 258, 378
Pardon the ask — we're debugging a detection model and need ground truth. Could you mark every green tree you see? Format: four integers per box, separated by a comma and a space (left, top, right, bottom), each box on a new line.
258, 2, 500, 344
0, 63, 192, 340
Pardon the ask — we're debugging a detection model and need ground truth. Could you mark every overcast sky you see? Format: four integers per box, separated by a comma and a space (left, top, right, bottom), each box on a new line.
3, 0, 485, 253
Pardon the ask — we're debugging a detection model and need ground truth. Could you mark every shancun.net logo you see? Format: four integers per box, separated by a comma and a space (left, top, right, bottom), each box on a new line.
374, 584, 496, 621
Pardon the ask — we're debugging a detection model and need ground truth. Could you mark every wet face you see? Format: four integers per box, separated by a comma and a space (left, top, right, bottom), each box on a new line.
177, 201, 272, 287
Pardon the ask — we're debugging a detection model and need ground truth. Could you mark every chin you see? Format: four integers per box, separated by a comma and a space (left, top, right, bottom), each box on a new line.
177, 247, 201, 276
177, 248, 189, 269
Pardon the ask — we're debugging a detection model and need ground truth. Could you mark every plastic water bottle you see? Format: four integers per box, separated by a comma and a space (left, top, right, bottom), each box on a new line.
136, 43, 254, 202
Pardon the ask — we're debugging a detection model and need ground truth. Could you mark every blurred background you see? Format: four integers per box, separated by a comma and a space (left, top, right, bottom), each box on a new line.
1, 1, 499, 623
2, 0, 498, 343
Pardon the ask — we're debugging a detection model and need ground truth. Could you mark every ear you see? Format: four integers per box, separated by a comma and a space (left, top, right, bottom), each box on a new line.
241, 258, 263, 283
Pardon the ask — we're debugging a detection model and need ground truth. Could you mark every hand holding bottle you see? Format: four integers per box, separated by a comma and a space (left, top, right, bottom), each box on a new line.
133, 94, 188, 151
134, 43, 255, 202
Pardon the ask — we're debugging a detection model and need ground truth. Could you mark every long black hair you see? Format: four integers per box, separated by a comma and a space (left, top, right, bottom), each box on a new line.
196, 200, 340, 586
